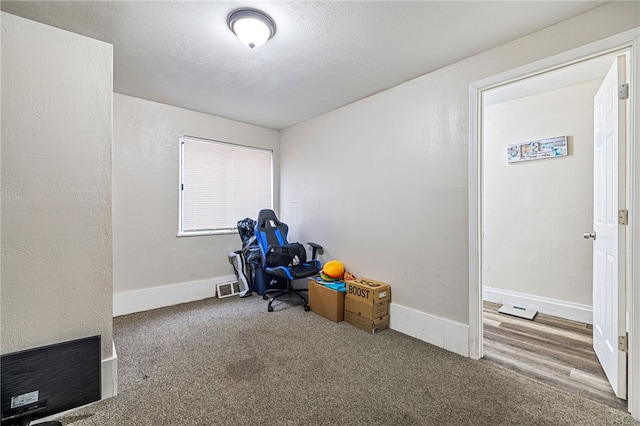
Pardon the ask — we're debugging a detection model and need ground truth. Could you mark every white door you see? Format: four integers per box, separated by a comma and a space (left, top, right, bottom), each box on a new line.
592, 55, 627, 399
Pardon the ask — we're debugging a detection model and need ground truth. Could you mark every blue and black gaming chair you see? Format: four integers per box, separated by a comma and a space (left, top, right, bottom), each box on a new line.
254, 209, 322, 312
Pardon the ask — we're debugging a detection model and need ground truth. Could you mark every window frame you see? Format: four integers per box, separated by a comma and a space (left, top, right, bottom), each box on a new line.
177, 135, 274, 237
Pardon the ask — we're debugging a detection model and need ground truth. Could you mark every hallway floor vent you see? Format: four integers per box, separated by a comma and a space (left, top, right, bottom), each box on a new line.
498, 304, 537, 320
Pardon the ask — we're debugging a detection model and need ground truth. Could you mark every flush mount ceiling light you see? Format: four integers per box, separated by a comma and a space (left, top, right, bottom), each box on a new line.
227, 8, 276, 49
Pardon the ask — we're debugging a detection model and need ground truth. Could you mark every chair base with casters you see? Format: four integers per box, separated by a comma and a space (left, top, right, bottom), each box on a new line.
262, 261, 322, 311
254, 209, 323, 312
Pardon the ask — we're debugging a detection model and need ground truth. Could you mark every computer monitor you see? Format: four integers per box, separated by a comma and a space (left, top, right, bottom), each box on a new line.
1, 335, 101, 426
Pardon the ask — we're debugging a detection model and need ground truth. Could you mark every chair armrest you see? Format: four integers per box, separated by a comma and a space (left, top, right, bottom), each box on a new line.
308, 242, 323, 260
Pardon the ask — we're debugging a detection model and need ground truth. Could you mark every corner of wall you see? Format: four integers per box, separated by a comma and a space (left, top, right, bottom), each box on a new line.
102, 340, 118, 399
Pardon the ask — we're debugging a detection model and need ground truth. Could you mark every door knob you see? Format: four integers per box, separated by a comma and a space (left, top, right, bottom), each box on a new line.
583, 231, 596, 240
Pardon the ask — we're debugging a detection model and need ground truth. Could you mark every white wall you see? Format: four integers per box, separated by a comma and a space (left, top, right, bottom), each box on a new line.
1, 13, 114, 359
112, 94, 279, 315
483, 80, 600, 308
279, 1, 639, 355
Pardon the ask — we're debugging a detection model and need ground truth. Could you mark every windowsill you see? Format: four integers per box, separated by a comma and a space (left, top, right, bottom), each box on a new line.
177, 229, 237, 237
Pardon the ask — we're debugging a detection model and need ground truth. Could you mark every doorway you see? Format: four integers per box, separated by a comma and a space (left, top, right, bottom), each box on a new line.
479, 52, 623, 408
468, 29, 640, 418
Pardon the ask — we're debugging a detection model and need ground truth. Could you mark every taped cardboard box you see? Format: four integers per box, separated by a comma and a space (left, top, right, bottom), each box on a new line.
345, 297, 388, 320
345, 311, 389, 334
345, 278, 391, 305
308, 279, 345, 323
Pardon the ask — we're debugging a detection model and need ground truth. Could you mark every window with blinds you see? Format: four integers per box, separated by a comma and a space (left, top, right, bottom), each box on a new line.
179, 136, 273, 235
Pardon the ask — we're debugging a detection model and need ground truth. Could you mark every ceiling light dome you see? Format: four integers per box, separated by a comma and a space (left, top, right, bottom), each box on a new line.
227, 8, 276, 49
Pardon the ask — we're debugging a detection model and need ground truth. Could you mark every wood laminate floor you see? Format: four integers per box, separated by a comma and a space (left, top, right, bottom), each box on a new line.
483, 301, 627, 411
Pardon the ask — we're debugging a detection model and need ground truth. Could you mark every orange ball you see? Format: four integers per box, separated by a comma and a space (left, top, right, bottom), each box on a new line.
322, 260, 345, 279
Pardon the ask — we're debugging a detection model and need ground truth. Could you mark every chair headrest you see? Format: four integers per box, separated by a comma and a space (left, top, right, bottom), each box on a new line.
256, 209, 280, 229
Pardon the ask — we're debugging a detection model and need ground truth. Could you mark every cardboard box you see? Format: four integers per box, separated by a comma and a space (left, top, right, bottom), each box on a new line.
344, 311, 389, 334
345, 297, 388, 320
308, 279, 345, 323
345, 278, 391, 305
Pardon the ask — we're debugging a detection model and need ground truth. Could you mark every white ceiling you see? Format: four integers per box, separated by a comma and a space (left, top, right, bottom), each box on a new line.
1, 1, 609, 130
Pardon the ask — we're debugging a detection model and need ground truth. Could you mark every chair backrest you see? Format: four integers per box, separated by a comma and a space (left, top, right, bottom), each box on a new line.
254, 209, 289, 253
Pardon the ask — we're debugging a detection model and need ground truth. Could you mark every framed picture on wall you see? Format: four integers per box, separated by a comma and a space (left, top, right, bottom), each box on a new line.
507, 135, 568, 163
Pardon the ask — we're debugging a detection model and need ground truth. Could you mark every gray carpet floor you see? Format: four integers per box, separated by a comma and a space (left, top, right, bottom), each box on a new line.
59, 295, 637, 425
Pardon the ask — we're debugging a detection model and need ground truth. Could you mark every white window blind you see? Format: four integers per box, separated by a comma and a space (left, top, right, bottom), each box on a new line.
179, 136, 273, 235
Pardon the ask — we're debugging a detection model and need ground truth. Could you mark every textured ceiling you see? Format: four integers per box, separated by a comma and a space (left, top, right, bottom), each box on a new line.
1, 1, 608, 130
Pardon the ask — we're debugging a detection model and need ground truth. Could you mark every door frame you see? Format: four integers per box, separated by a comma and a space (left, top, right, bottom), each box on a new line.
468, 28, 640, 417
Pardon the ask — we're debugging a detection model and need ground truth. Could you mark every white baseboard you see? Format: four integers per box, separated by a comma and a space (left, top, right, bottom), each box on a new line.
483, 286, 593, 324
102, 340, 118, 399
389, 303, 469, 357
113, 275, 236, 317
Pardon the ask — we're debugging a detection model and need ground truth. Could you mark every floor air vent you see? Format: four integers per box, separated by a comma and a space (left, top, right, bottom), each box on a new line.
217, 281, 240, 298
498, 304, 537, 320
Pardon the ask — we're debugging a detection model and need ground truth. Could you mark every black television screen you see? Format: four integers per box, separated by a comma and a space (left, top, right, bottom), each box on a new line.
1, 335, 101, 426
